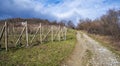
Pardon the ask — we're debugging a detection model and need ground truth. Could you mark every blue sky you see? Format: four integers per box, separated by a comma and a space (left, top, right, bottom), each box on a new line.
0, 0, 120, 24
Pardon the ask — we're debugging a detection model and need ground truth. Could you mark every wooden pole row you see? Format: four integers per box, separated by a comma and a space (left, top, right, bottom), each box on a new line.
0, 21, 67, 51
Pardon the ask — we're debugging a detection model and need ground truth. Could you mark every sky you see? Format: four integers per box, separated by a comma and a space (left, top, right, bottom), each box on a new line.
0, 0, 120, 24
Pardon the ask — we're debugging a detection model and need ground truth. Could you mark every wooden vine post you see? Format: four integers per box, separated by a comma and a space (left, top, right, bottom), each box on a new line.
40, 23, 42, 44
64, 27, 67, 40
5, 22, 8, 51
12, 23, 15, 45
51, 26, 53, 42
26, 21, 29, 47
58, 25, 61, 41
57, 25, 60, 41
61, 27, 64, 40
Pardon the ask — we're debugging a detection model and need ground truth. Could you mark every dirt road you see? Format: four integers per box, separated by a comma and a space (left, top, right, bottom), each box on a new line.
62, 31, 120, 66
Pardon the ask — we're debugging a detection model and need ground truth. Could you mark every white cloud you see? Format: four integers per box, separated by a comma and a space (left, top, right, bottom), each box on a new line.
35, 0, 119, 24
0, 0, 120, 24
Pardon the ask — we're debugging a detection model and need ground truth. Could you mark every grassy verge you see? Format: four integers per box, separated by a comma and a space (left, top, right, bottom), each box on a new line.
0, 29, 77, 66
85, 32, 120, 60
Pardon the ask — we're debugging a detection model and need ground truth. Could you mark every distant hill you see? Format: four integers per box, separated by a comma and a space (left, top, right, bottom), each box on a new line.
0, 18, 65, 26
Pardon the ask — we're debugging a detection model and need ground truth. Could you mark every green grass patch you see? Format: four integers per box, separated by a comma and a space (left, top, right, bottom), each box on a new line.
0, 29, 77, 66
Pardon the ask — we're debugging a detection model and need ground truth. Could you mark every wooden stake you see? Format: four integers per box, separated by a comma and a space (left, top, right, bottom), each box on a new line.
40, 23, 42, 44
0, 25, 5, 41
51, 26, 53, 42
26, 21, 29, 47
5, 22, 8, 51
58, 25, 61, 41
43, 29, 51, 41
61, 27, 64, 40
30, 24, 41, 44
12, 24, 15, 45
15, 26, 26, 46
64, 27, 67, 40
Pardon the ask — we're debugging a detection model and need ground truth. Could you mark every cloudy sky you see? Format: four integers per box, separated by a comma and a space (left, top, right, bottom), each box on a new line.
0, 0, 120, 24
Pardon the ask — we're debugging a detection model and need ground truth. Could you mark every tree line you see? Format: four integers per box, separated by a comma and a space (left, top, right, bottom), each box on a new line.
0, 18, 76, 29
0, 18, 67, 26
77, 9, 120, 40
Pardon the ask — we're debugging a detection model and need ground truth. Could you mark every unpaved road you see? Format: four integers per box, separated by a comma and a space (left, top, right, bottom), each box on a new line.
62, 31, 120, 66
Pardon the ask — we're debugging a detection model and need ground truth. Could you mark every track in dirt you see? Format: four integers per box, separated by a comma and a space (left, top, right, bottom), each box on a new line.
62, 31, 120, 66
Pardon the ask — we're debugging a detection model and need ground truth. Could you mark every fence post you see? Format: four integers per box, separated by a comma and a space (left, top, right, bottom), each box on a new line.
40, 23, 42, 44
5, 21, 8, 51
64, 27, 67, 40
61, 27, 63, 40
26, 21, 29, 47
58, 25, 61, 41
12, 24, 15, 45
51, 26, 53, 42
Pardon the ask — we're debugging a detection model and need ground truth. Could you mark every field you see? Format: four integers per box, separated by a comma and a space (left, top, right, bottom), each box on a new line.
0, 29, 76, 66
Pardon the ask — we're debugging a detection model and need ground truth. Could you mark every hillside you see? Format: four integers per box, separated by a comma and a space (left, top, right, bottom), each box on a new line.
0, 18, 65, 26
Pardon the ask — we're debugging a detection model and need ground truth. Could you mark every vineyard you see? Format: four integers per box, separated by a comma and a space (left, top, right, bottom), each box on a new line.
0, 21, 67, 51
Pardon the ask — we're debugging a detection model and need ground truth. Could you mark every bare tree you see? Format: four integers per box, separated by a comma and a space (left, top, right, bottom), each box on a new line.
77, 9, 120, 39
67, 21, 75, 29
